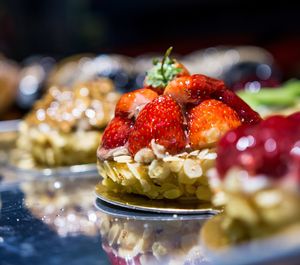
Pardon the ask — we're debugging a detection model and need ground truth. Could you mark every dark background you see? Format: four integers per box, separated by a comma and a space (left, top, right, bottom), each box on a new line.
1, 0, 300, 75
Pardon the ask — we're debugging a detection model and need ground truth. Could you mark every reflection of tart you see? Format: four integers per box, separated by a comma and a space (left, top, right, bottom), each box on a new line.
17, 78, 120, 167
99, 214, 207, 265
206, 112, 300, 246
22, 178, 101, 237
97, 48, 261, 201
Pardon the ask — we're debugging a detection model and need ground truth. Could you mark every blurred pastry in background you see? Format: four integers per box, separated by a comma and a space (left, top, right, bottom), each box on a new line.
203, 112, 300, 248
47, 54, 95, 87
16, 55, 56, 111
183, 46, 281, 91
0, 54, 20, 116
238, 79, 300, 117
183, 46, 274, 78
17, 78, 120, 167
48, 54, 135, 93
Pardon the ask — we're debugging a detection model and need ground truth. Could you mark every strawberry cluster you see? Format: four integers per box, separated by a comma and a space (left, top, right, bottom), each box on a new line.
100, 55, 261, 158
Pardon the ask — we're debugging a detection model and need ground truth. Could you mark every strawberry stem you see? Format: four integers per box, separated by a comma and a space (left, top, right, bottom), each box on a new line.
145, 46, 181, 88
161, 46, 173, 83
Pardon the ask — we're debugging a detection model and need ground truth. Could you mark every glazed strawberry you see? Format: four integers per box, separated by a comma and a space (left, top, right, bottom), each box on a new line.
128, 95, 186, 156
101, 116, 134, 149
188, 99, 241, 149
164, 74, 226, 105
115, 88, 158, 118
212, 89, 262, 125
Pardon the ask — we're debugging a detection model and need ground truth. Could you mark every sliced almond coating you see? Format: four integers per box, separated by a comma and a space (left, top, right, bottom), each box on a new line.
226, 195, 259, 225
134, 148, 155, 164
168, 160, 183, 173
254, 190, 283, 209
223, 168, 244, 192
212, 191, 227, 206
197, 149, 209, 159
148, 160, 170, 180
185, 184, 197, 194
163, 188, 182, 199
162, 156, 184, 162
175, 152, 189, 157
178, 170, 198, 185
203, 152, 217, 160
151, 139, 166, 159
188, 150, 200, 156
113, 155, 133, 163
117, 167, 134, 180
127, 163, 145, 180
183, 159, 203, 179
196, 186, 212, 201
112, 147, 129, 157
103, 161, 118, 182
140, 179, 151, 192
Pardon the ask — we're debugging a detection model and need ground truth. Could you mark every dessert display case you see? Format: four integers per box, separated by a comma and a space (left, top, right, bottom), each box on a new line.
0, 46, 299, 265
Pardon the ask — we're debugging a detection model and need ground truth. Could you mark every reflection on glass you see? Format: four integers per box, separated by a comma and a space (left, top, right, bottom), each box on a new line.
97, 210, 211, 265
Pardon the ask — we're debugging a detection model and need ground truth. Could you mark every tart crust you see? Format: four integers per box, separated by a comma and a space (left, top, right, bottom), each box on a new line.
97, 148, 216, 201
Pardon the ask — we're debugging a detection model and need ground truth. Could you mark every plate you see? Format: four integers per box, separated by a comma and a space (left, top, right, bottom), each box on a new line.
95, 197, 215, 221
95, 183, 221, 215
201, 214, 300, 265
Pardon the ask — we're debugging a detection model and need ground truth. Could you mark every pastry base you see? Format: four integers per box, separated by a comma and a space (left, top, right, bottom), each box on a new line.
97, 149, 216, 201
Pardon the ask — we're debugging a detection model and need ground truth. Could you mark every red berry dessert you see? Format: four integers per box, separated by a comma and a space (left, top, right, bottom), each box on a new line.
208, 112, 300, 243
97, 48, 261, 201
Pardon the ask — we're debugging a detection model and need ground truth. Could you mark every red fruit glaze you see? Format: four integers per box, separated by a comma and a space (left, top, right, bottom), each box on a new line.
164, 74, 226, 105
128, 95, 186, 156
101, 116, 134, 149
216, 112, 300, 179
115, 88, 158, 118
211, 89, 262, 125
188, 99, 241, 149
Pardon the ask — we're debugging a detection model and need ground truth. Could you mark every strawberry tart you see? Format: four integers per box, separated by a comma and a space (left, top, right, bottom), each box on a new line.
97, 48, 261, 201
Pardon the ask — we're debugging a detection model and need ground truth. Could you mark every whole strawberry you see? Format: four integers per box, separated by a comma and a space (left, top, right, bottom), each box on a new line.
115, 88, 158, 118
188, 99, 241, 149
128, 95, 186, 156
164, 74, 226, 105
